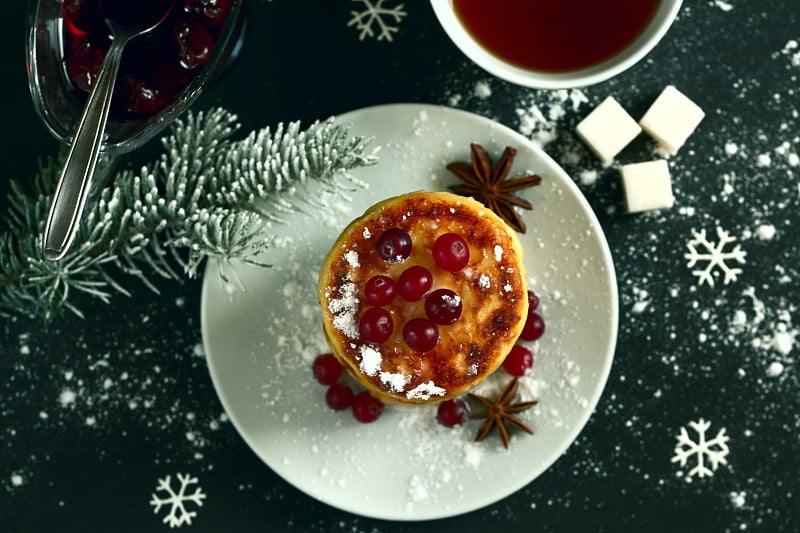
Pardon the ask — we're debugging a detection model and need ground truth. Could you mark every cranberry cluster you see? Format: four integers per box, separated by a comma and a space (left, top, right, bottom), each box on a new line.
359, 228, 469, 352
61, 0, 231, 119
312, 353, 384, 423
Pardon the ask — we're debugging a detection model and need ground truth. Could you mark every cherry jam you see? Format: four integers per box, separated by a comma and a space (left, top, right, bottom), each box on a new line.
452, 0, 661, 73
61, 0, 232, 119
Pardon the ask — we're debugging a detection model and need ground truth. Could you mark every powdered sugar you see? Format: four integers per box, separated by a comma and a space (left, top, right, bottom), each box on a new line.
406, 380, 446, 400
358, 345, 382, 376
328, 282, 360, 339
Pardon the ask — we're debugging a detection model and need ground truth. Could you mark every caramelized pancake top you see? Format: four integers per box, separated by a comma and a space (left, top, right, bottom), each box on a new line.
318, 191, 528, 404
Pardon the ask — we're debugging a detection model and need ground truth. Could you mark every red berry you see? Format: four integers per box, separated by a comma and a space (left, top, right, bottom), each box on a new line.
115, 73, 165, 117
65, 35, 108, 93
359, 307, 393, 344
403, 318, 439, 352
376, 228, 412, 263
352, 391, 384, 423
326, 383, 354, 411
62, 0, 105, 34
503, 345, 534, 376
184, 0, 231, 29
364, 275, 397, 307
174, 20, 215, 69
312, 353, 342, 385
398, 266, 433, 301
520, 310, 545, 341
436, 398, 470, 427
424, 288, 462, 325
432, 233, 470, 272
527, 290, 540, 311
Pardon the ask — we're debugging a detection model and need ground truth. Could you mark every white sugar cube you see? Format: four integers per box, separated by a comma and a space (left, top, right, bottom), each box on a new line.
576, 96, 641, 164
620, 160, 674, 213
639, 85, 705, 154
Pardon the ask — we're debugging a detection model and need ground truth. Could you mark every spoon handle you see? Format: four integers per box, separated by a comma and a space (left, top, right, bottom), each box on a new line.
42, 34, 130, 261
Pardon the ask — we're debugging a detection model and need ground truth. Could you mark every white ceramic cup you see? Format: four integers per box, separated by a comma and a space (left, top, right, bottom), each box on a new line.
430, 0, 683, 89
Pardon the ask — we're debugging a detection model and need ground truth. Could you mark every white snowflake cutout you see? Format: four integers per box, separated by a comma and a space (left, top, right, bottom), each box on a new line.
348, 0, 407, 42
684, 227, 747, 287
150, 473, 207, 528
671, 418, 730, 480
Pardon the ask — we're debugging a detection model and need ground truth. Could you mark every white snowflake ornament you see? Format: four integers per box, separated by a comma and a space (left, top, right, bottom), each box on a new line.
684, 227, 747, 287
348, 0, 407, 42
671, 418, 730, 480
150, 473, 207, 528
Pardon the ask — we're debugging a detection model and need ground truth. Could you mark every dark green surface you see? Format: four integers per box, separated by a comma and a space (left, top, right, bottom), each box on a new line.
2, 1, 799, 531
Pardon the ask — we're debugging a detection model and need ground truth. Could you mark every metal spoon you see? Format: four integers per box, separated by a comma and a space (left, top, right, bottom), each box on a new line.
42, 0, 174, 261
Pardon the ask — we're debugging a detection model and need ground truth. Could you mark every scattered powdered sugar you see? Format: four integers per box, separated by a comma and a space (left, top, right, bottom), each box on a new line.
343, 249, 360, 268
380, 371, 410, 392
327, 282, 360, 339
515, 89, 590, 148
473, 80, 492, 99
713, 0, 734, 11
493, 245, 504, 261
754, 224, 776, 241
358, 345, 382, 376
406, 381, 446, 400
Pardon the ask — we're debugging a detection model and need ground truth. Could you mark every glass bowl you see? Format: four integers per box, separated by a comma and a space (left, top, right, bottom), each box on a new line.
26, 0, 245, 155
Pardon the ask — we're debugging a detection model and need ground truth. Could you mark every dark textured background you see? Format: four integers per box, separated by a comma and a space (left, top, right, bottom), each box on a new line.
2, 1, 799, 531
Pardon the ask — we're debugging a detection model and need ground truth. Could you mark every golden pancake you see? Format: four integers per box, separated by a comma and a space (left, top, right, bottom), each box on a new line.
318, 191, 528, 405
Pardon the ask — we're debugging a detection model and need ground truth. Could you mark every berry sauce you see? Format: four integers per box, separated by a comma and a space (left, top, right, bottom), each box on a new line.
61, 0, 232, 119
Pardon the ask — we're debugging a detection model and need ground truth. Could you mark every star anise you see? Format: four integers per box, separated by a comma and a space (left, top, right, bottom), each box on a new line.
447, 143, 542, 233
468, 377, 537, 449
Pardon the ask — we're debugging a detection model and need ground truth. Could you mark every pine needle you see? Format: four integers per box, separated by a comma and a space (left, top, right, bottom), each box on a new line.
0, 108, 377, 323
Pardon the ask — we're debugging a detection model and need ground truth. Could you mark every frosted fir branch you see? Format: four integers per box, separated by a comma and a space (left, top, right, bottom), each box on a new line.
0, 108, 377, 323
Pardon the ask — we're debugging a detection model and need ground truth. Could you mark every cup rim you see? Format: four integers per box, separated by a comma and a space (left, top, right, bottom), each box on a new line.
430, 0, 683, 90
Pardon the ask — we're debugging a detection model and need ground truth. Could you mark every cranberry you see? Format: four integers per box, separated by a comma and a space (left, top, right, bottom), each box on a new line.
65, 35, 108, 93
312, 353, 342, 385
62, 0, 104, 34
403, 318, 439, 352
432, 233, 470, 272
154, 59, 192, 96
364, 275, 397, 307
174, 20, 215, 69
359, 307, 393, 344
527, 290, 540, 311
376, 228, 412, 263
424, 288, 462, 325
352, 391, 384, 423
115, 73, 165, 117
503, 345, 534, 376
184, 0, 230, 29
326, 383, 354, 411
398, 266, 433, 301
520, 310, 546, 341
436, 398, 470, 427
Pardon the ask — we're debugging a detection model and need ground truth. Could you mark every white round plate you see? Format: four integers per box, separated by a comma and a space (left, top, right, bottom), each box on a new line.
201, 104, 618, 521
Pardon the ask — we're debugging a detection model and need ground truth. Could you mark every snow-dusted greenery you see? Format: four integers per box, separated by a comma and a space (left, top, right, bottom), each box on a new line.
0, 108, 376, 322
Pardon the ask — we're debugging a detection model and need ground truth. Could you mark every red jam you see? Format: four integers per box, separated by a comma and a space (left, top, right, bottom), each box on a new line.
452, 0, 661, 72
61, 0, 232, 119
